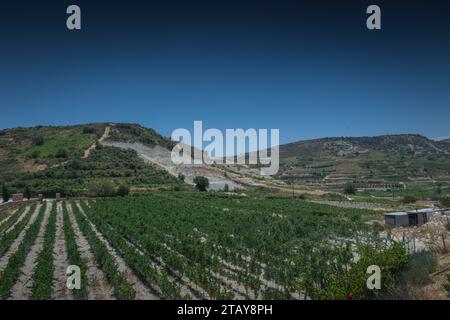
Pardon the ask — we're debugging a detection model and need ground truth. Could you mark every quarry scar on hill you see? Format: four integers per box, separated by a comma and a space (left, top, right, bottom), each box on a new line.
171, 121, 280, 175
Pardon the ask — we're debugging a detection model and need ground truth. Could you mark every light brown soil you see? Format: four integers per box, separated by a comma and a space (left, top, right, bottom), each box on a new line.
104, 223, 204, 299
66, 203, 115, 300
82, 126, 111, 159
410, 254, 450, 300
52, 202, 73, 300
9, 202, 52, 300
22, 162, 47, 173
76, 202, 157, 300
3, 206, 31, 235
0, 205, 41, 274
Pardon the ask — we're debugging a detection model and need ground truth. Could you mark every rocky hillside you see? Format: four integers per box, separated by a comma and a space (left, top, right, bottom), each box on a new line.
280, 134, 450, 159
276, 134, 450, 191
1, 123, 449, 197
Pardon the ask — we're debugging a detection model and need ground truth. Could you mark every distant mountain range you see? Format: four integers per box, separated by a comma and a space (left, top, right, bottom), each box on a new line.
276, 134, 450, 191
1, 123, 449, 196
280, 134, 450, 159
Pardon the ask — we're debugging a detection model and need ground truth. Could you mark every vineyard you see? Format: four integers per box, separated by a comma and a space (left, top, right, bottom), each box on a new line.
0, 193, 409, 300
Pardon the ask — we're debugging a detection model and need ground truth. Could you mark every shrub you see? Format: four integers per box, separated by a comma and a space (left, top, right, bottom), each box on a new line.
372, 221, 385, 232
117, 185, 130, 197
441, 197, 450, 208
343, 182, 356, 195
55, 149, 68, 158
401, 251, 437, 287
32, 135, 44, 146
178, 173, 185, 182
388, 251, 438, 299
224, 184, 229, 192
70, 160, 82, 170
30, 150, 40, 159
193, 176, 209, 192
82, 127, 96, 134
402, 196, 417, 204
316, 242, 409, 299
88, 181, 116, 197
443, 275, 450, 294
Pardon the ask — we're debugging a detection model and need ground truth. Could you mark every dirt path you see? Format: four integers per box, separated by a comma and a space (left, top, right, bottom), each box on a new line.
66, 203, 115, 300
76, 202, 157, 300
9, 202, 52, 300
52, 202, 73, 300
82, 126, 111, 159
3, 207, 31, 235
0, 205, 41, 274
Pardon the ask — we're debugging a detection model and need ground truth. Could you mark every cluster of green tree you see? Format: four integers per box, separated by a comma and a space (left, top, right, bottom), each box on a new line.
312, 242, 409, 299
2, 146, 187, 198
87, 181, 130, 197
441, 197, 450, 208
343, 182, 356, 195
0, 185, 32, 203
107, 123, 175, 149
193, 176, 209, 192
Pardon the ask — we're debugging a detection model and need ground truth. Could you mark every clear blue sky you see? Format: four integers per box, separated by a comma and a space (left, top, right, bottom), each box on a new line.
1, 1, 449, 143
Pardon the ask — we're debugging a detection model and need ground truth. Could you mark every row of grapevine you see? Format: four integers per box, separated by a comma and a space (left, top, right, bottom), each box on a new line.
79, 201, 184, 299
0, 203, 46, 299
82, 198, 276, 299
0, 192, 409, 300
0, 206, 25, 235
69, 202, 135, 300
62, 202, 89, 299
82, 193, 388, 299
30, 202, 57, 299
0, 204, 36, 258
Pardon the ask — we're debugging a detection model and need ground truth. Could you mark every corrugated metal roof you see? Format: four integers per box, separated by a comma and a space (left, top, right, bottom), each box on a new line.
384, 212, 408, 216
409, 208, 437, 213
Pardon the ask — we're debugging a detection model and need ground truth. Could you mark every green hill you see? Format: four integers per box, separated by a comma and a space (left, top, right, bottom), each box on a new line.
276, 134, 450, 198
0, 123, 186, 197
1, 123, 450, 200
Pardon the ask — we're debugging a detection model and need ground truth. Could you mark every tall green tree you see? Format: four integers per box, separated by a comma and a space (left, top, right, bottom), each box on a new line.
32, 135, 44, 146
117, 185, 130, 197
343, 182, 356, 195
2, 185, 10, 203
441, 197, 450, 208
24, 186, 31, 200
193, 176, 209, 192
